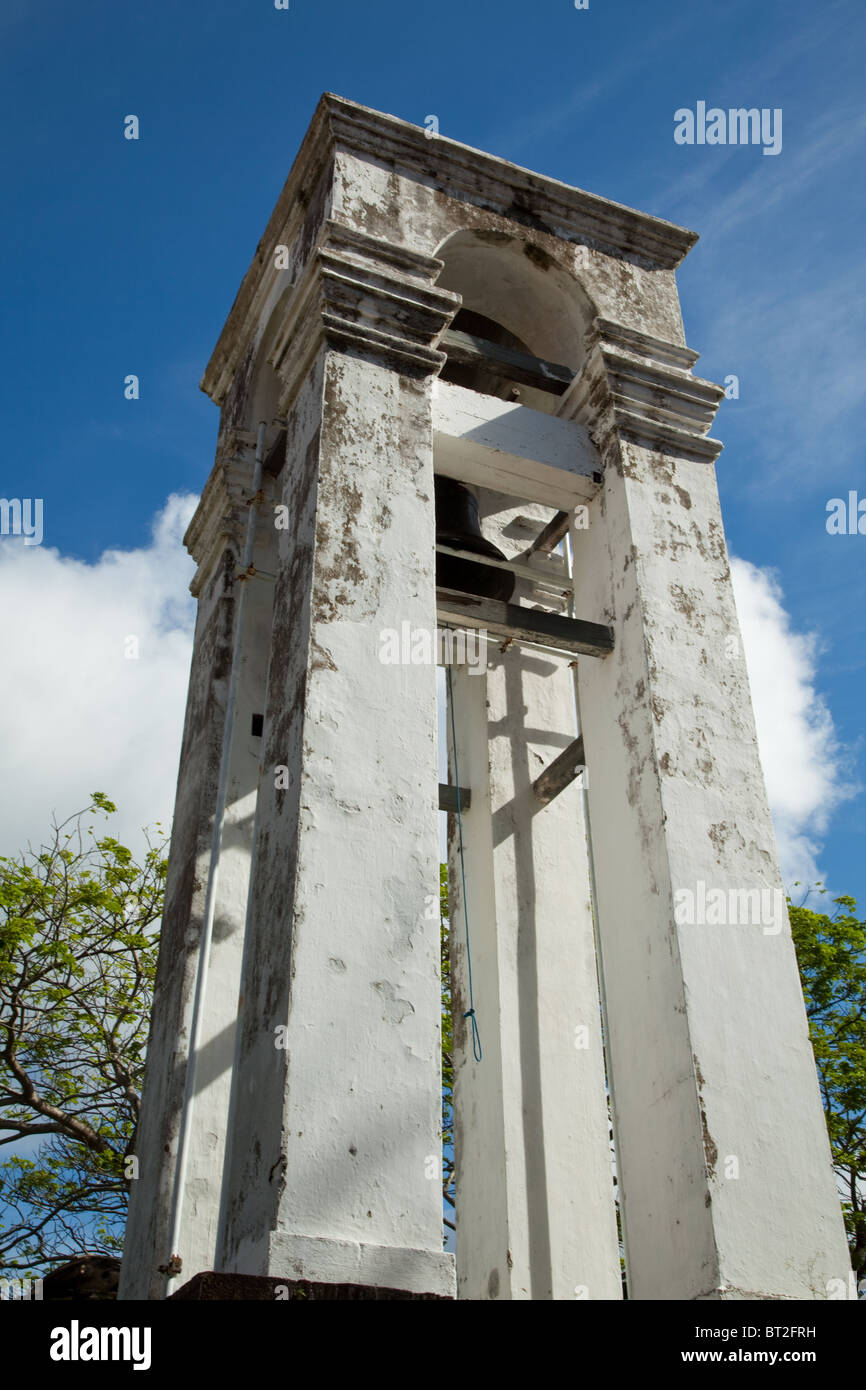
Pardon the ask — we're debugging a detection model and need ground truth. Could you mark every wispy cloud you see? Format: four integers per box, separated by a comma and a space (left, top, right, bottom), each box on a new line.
486, 9, 698, 160
709, 110, 866, 241
660, 106, 866, 238
663, 98, 866, 501
727, 0, 852, 90
706, 265, 866, 489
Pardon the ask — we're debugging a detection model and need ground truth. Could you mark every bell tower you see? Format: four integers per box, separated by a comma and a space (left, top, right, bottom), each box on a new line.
120, 95, 851, 1301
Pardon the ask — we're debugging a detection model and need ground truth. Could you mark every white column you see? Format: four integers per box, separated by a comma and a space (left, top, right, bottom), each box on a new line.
120, 442, 277, 1299
565, 322, 852, 1299
447, 499, 622, 1301
217, 348, 454, 1296
172, 523, 276, 1284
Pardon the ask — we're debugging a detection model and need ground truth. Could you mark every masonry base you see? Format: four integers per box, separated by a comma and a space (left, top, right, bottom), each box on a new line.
169, 1272, 453, 1301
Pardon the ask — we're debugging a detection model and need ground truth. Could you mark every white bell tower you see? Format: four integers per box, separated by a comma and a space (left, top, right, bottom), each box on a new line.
120, 95, 851, 1302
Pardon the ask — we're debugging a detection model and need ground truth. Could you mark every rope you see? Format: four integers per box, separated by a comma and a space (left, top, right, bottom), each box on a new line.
446, 659, 482, 1063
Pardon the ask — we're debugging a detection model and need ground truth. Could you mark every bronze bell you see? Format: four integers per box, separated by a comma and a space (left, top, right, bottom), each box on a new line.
435, 476, 515, 603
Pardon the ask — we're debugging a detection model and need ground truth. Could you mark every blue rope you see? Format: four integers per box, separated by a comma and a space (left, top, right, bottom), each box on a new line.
446, 659, 482, 1063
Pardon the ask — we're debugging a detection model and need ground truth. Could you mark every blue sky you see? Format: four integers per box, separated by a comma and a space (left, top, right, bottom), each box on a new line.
1, 0, 864, 908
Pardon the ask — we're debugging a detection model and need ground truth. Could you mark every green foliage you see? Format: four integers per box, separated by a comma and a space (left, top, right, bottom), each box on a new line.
789, 889, 866, 1280
0, 797, 166, 1277
4, 813, 859, 1285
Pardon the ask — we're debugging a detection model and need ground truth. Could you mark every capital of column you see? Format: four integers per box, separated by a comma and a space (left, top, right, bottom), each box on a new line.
185, 432, 277, 597
269, 221, 462, 409
561, 318, 725, 466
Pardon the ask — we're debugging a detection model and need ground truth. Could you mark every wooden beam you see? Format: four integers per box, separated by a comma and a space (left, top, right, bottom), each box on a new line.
436, 588, 613, 658
439, 784, 472, 813
432, 379, 601, 511
441, 329, 574, 396
532, 736, 585, 805
435, 543, 569, 594
526, 509, 572, 556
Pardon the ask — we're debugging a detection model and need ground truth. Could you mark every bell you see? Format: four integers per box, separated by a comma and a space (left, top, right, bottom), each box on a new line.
435, 476, 515, 603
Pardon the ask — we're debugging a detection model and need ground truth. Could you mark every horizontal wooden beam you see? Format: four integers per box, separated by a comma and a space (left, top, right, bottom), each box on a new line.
435, 543, 569, 594
433, 379, 600, 511
532, 736, 585, 805
441, 329, 574, 396
436, 588, 613, 658
439, 784, 472, 813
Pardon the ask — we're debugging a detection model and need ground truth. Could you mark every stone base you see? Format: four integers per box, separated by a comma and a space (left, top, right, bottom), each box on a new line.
169, 1273, 452, 1301
265, 1232, 456, 1299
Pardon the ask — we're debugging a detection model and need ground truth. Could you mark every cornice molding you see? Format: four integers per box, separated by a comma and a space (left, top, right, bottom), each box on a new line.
268, 223, 461, 410
326, 97, 697, 270
201, 95, 700, 406
185, 437, 278, 596
562, 319, 724, 464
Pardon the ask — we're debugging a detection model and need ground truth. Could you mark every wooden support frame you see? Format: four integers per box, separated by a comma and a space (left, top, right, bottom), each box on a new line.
526, 509, 572, 556
532, 735, 586, 805
436, 588, 613, 658
435, 543, 569, 595
441, 329, 574, 397
438, 784, 472, 814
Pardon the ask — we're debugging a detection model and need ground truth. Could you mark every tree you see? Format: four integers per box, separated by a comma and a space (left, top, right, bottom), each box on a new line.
0, 795, 166, 1278
4, 804, 860, 1287
789, 890, 866, 1283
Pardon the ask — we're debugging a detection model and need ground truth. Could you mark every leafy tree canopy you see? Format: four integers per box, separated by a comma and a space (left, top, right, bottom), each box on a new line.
789, 889, 866, 1281
0, 796, 166, 1278
2, 799, 862, 1293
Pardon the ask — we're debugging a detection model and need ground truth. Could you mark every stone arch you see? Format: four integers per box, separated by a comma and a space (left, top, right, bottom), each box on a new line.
433, 228, 597, 380
241, 282, 296, 438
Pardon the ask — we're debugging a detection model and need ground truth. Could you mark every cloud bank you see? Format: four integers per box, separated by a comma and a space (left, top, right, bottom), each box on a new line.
0, 498, 848, 893
0, 495, 197, 860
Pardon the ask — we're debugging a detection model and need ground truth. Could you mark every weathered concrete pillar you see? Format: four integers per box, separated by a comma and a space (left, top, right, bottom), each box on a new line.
124, 95, 850, 1301
120, 441, 277, 1298
563, 321, 852, 1299
446, 500, 622, 1301
214, 233, 459, 1297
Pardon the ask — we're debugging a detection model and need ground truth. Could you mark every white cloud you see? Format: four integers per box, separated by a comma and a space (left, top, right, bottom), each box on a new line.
731, 555, 854, 889
0, 499, 849, 902
0, 495, 198, 862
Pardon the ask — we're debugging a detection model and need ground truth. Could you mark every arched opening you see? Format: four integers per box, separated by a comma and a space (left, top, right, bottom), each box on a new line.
439, 308, 535, 399
434, 229, 596, 415
242, 281, 296, 473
